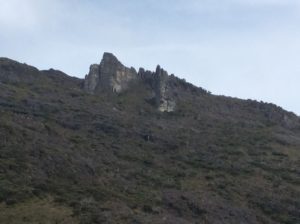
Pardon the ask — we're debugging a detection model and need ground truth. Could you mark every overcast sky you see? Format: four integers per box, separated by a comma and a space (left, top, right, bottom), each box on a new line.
0, 0, 299, 115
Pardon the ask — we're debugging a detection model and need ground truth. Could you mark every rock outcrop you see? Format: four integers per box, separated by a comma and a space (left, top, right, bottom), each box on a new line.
138, 66, 176, 112
153, 65, 176, 112
84, 53, 138, 93
84, 53, 177, 112
84, 64, 100, 93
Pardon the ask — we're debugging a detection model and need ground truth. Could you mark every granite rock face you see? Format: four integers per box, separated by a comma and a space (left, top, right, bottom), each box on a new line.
84, 64, 100, 94
153, 65, 176, 112
138, 66, 176, 112
84, 53, 176, 112
84, 53, 138, 94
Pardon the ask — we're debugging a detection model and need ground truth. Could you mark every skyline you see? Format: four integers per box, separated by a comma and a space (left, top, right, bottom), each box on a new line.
0, 0, 299, 114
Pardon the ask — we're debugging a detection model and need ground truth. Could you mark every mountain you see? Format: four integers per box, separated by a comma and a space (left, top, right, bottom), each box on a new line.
0, 53, 299, 224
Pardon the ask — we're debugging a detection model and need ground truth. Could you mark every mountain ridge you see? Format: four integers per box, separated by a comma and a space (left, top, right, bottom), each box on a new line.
1, 54, 299, 116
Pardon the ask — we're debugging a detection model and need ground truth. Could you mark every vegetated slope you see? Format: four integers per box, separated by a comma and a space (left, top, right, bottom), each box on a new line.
0, 57, 299, 224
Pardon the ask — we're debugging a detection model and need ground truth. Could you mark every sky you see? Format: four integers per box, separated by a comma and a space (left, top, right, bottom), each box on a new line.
0, 0, 299, 115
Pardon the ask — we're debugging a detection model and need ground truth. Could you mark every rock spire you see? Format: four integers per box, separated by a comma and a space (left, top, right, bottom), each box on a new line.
84, 53, 176, 112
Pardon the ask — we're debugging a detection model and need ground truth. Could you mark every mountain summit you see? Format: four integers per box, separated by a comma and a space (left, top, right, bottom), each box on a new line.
0, 55, 299, 223
84, 53, 138, 94
84, 53, 184, 112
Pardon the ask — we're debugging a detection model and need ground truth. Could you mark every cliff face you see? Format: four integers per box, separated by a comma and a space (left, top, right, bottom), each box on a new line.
84, 53, 176, 112
153, 65, 176, 112
137, 65, 176, 112
84, 53, 138, 94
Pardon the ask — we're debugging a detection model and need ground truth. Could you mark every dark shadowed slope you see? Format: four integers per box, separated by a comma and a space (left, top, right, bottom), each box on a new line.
0, 55, 299, 224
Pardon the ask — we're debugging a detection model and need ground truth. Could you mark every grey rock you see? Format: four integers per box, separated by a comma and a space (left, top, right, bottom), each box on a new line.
84, 64, 100, 93
84, 53, 176, 112
137, 65, 176, 112
84, 52, 138, 94
154, 65, 176, 112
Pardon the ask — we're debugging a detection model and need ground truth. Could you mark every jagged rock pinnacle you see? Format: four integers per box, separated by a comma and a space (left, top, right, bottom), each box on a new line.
84, 52, 138, 93
84, 52, 176, 112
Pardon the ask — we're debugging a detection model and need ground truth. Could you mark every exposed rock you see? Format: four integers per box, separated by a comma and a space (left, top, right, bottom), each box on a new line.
153, 65, 176, 112
84, 64, 100, 93
84, 53, 138, 94
137, 66, 176, 112
84, 53, 176, 112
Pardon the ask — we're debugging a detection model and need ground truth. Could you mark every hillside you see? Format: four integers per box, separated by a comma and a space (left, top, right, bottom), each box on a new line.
0, 54, 299, 224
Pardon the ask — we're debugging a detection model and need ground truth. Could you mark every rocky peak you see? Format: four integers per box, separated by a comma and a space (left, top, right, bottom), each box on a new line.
102, 52, 119, 63
84, 53, 176, 112
153, 65, 176, 112
84, 52, 138, 94
84, 64, 100, 94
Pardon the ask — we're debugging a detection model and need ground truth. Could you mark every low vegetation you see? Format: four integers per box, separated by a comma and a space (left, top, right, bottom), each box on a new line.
0, 58, 299, 223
